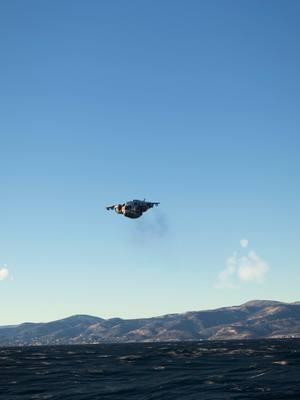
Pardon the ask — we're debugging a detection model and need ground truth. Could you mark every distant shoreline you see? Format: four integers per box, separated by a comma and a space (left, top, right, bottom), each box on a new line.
1, 300, 300, 346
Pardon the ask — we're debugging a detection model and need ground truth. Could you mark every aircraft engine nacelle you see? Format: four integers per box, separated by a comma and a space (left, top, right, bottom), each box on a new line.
114, 204, 123, 214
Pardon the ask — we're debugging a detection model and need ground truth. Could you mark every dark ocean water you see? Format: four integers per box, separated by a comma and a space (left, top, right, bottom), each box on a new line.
1, 339, 300, 400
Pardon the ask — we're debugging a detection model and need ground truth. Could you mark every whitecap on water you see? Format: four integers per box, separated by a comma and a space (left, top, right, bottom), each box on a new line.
153, 366, 166, 370
273, 360, 288, 365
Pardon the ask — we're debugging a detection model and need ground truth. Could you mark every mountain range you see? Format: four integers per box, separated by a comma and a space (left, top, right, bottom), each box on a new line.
1, 300, 300, 346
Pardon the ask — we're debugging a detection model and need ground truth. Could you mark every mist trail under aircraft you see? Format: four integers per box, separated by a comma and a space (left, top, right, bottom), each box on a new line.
133, 211, 169, 241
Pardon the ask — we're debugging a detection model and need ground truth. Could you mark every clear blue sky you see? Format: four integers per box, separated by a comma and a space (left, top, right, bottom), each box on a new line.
1, 1, 299, 324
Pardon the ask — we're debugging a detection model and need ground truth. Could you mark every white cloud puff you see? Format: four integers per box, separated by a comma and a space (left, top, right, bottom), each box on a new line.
215, 253, 238, 288
216, 249, 269, 288
0, 267, 9, 281
238, 251, 269, 283
240, 239, 249, 248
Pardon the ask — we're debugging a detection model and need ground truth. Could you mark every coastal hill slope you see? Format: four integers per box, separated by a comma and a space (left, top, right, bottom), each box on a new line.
1, 300, 299, 346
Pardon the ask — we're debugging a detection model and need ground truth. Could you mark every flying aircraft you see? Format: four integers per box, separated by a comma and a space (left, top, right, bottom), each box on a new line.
106, 199, 160, 219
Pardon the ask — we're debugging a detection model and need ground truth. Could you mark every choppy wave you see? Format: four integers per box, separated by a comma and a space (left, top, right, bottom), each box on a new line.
1, 339, 300, 399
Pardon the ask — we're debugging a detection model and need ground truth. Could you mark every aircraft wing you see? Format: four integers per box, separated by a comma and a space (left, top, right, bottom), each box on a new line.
106, 205, 115, 210
149, 202, 160, 207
